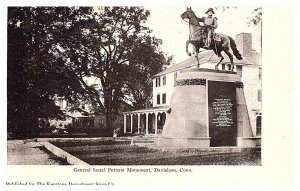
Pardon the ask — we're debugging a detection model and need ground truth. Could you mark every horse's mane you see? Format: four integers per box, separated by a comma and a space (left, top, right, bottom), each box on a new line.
188, 10, 201, 26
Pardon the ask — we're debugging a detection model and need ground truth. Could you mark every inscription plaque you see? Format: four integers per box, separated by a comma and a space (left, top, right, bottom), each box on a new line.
212, 98, 234, 127
208, 81, 237, 146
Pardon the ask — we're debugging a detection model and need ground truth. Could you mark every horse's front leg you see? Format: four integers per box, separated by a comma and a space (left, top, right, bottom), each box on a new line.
194, 44, 200, 67
215, 55, 224, 70
186, 40, 191, 56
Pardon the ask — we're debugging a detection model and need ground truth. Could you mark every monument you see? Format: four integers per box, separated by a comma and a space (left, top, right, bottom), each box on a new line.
156, 8, 261, 148
156, 68, 260, 148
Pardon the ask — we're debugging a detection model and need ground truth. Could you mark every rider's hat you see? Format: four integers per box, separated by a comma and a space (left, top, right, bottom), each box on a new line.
205, 8, 215, 14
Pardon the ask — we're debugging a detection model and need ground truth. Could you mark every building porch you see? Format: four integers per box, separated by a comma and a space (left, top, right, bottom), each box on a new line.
122, 106, 169, 135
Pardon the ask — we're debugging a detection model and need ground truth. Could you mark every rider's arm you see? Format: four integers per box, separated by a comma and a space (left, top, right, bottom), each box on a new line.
212, 17, 218, 29
197, 17, 205, 23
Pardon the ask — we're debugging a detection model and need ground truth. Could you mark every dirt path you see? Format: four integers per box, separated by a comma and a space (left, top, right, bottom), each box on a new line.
7, 140, 67, 165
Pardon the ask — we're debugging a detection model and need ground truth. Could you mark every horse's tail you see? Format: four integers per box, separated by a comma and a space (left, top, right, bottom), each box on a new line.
228, 36, 243, 60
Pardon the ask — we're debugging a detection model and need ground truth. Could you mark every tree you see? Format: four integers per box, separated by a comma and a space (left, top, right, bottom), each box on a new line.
53, 7, 171, 130
124, 35, 172, 109
246, 7, 262, 26
7, 7, 87, 137
7, 7, 171, 136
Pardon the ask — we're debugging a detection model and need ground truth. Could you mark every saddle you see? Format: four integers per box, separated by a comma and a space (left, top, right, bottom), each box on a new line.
190, 30, 221, 43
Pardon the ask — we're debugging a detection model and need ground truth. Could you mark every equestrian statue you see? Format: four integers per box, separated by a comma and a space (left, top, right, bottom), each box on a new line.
181, 7, 242, 70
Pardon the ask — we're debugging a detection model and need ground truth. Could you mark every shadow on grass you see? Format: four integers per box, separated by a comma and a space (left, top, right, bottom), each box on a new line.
52, 141, 261, 166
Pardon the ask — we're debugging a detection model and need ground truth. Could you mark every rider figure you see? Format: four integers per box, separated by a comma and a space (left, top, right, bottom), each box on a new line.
197, 8, 218, 48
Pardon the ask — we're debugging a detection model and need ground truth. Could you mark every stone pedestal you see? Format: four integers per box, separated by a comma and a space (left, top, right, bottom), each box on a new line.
237, 137, 261, 147
156, 68, 260, 148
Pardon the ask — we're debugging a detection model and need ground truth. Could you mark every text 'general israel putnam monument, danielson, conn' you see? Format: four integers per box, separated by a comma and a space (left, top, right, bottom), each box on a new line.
123, 8, 261, 149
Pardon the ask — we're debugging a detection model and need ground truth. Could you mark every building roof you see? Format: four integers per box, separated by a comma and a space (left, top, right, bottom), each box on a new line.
123, 106, 169, 114
152, 50, 261, 78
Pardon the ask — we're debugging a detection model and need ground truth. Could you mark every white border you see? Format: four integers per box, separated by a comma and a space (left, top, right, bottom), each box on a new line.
2, 0, 300, 191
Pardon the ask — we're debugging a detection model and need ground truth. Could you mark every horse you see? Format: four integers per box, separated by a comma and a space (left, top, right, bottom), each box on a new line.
180, 7, 242, 70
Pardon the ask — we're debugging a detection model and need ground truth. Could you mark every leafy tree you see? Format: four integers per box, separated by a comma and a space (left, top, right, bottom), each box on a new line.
53, 7, 171, 129
124, 35, 172, 109
7, 7, 87, 137
7, 6, 171, 136
246, 7, 262, 26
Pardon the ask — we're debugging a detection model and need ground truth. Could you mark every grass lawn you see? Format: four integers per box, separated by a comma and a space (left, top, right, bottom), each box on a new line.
51, 141, 261, 165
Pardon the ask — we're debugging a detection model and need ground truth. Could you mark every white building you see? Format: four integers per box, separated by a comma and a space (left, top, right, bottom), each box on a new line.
49, 96, 95, 128
123, 33, 261, 137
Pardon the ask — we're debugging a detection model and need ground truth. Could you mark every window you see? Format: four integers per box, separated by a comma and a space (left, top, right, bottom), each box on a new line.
258, 90, 262, 102
162, 76, 166, 85
259, 68, 262, 80
222, 64, 226, 70
156, 77, 161, 87
256, 116, 261, 136
157, 94, 160, 105
162, 93, 166, 104
236, 65, 243, 77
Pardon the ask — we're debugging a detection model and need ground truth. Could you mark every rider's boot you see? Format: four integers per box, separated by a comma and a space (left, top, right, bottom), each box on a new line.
203, 44, 210, 49
203, 39, 211, 49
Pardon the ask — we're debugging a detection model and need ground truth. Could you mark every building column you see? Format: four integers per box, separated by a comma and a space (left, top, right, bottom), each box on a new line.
130, 114, 133, 133
154, 113, 158, 135
123, 114, 127, 133
163, 111, 166, 125
145, 113, 149, 135
137, 113, 141, 134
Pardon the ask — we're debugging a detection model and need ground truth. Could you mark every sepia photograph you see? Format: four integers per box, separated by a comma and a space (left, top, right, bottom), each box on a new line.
7, 6, 262, 166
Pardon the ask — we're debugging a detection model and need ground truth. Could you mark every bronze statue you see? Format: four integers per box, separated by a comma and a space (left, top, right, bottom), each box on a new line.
181, 7, 242, 70
196, 8, 218, 48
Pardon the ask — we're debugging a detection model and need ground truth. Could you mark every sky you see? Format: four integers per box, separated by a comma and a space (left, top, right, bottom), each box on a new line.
145, 7, 262, 63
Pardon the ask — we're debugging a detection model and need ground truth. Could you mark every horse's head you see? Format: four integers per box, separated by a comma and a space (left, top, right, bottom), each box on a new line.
180, 7, 195, 20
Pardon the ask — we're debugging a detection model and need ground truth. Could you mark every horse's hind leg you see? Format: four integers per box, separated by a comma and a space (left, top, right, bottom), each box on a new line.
213, 46, 224, 70
215, 55, 224, 70
213, 48, 223, 70
224, 49, 234, 71
196, 53, 200, 68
